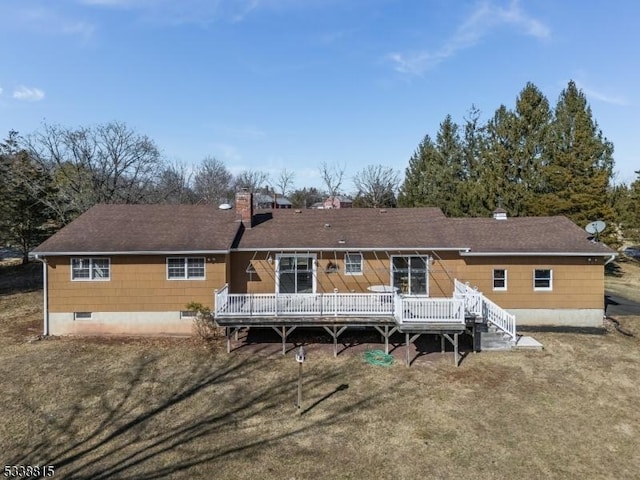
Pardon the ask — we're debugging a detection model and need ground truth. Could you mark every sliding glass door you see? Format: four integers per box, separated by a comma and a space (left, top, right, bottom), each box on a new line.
392, 256, 429, 295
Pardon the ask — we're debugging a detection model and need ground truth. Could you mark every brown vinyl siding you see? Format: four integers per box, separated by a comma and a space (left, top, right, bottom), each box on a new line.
47, 255, 227, 313
230, 251, 604, 310
458, 256, 604, 309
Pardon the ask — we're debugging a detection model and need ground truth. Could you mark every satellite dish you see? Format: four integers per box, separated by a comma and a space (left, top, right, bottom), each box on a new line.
218, 203, 232, 210
585, 220, 606, 235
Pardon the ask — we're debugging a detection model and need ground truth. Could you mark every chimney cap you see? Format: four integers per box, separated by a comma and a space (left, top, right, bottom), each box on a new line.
493, 207, 508, 220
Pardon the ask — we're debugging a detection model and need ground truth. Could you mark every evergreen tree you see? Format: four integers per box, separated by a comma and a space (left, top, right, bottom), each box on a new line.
0, 135, 57, 263
537, 80, 615, 229
512, 82, 552, 215
483, 105, 519, 213
398, 116, 465, 216
459, 105, 489, 216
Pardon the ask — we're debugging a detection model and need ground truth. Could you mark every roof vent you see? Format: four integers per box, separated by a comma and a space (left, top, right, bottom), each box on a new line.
493, 207, 507, 220
218, 203, 232, 210
379, 209, 387, 213
294, 209, 302, 213
324, 223, 331, 228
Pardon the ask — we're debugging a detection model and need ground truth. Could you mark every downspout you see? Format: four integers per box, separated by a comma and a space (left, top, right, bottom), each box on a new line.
34, 255, 49, 336
604, 254, 617, 265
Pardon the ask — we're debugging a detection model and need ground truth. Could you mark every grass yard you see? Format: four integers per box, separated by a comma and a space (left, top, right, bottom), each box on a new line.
1, 262, 639, 479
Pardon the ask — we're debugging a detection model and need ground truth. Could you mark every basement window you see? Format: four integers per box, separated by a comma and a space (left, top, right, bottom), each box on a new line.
71, 258, 110, 281
180, 310, 198, 319
167, 257, 206, 280
74, 312, 93, 320
493, 269, 507, 291
534, 269, 553, 291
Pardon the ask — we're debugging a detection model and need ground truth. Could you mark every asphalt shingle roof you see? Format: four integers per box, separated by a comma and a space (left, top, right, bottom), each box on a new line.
32, 204, 240, 254
32, 204, 614, 256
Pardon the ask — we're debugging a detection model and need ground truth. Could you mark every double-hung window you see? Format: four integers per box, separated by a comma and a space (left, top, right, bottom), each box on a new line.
534, 269, 552, 291
167, 257, 206, 280
344, 253, 363, 275
71, 258, 110, 281
493, 269, 507, 291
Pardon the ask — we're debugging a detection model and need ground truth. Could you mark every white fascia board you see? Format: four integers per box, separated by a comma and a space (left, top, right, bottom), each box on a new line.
31, 250, 229, 256
459, 251, 615, 257
233, 247, 469, 252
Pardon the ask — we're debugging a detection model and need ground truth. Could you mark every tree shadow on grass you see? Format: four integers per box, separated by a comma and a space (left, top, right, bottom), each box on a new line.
7, 351, 391, 479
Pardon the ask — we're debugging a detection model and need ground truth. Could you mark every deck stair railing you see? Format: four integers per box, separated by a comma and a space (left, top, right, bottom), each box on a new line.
453, 279, 516, 341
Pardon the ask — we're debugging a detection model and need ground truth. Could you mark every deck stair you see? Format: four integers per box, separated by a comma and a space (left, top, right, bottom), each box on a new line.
453, 279, 517, 343
480, 324, 516, 351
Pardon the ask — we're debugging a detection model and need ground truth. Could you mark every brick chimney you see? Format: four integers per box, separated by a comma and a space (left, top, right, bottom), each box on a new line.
235, 189, 254, 228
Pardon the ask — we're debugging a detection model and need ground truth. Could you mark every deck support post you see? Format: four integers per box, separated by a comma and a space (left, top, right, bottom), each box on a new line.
405, 333, 422, 366
374, 325, 397, 354
405, 333, 410, 366
441, 335, 445, 353
226, 327, 241, 354
442, 333, 460, 367
323, 326, 348, 357
271, 326, 297, 355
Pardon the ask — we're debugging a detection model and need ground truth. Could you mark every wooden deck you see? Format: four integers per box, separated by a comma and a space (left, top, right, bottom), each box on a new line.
213, 280, 516, 366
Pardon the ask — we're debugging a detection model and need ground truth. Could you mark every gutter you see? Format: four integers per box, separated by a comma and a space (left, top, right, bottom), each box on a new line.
459, 251, 616, 257
34, 254, 49, 336
32, 250, 230, 256
233, 247, 470, 252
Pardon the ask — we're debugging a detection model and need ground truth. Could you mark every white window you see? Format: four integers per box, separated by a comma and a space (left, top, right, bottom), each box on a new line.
344, 253, 363, 275
180, 310, 198, 319
493, 269, 507, 291
167, 257, 206, 280
71, 258, 110, 281
74, 312, 93, 320
534, 269, 552, 291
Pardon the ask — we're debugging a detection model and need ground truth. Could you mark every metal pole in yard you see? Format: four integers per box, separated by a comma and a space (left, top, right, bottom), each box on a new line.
298, 361, 303, 408
295, 346, 306, 409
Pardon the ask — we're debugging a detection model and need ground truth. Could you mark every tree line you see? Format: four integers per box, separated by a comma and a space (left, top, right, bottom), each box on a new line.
398, 80, 639, 245
0, 124, 400, 262
1, 80, 638, 263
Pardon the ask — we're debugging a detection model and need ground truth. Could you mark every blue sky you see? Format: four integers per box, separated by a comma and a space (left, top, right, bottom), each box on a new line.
1, 0, 638, 191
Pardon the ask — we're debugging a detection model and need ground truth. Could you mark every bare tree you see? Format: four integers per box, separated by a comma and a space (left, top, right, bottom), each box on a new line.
275, 168, 295, 196
352, 165, 401, 208
25, 122, 164, 223
153, 161, 196, 204
232, 169, 270, 193
193, 157, 233, 205
319, 161, 345, 200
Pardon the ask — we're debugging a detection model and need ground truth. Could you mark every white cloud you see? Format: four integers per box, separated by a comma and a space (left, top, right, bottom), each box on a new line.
13, 86, 46, 102
0, 5, 95, 39
575, 81, 630, 107
388, 0, 550, 75
78, 0, 337, 25
0, 86, 3, 95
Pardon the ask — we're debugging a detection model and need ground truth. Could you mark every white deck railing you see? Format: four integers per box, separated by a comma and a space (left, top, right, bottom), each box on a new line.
453, 279, 482, 315
482, 295, 517, 341
214, 282, 515, 337
454, 279, 516, 341
397, 296, 464, 324
215, 286, 394, 317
